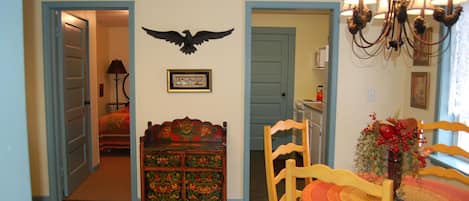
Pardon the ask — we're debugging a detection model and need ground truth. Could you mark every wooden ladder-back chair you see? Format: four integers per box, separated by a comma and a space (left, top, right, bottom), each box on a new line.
285, 159, 394, 201
264, 119, 312, 201
417, 120, 469, 185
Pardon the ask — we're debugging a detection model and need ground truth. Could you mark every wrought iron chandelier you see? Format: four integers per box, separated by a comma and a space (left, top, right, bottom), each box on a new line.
341, 0, 465, 59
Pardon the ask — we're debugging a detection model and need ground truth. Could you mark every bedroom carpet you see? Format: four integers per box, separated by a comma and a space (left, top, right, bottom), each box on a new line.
63, 150, 130, 201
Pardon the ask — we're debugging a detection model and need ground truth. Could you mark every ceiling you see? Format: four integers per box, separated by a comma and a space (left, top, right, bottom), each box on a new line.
96, 10, 128, 27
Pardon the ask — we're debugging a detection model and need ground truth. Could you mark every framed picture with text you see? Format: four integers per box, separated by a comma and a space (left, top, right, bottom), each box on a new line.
167, 69, 212, 92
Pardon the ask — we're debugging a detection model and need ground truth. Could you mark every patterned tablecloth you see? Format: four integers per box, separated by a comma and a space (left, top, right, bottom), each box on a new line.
302, 176, 469, 201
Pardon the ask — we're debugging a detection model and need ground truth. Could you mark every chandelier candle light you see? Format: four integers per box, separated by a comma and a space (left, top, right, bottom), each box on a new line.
341, 0, 466, 59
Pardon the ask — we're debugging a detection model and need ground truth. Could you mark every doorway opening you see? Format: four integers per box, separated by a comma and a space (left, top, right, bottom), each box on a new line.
245, 2, 340, 201
41, 2, 136, 201
62, 9, 131, 201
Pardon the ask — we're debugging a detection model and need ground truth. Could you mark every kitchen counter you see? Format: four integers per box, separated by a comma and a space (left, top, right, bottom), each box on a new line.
301, 100, 325, 164
304, 102, 323, 113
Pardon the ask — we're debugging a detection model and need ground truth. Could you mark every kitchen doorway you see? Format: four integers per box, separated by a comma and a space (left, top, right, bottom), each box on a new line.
245, 2, 340, 200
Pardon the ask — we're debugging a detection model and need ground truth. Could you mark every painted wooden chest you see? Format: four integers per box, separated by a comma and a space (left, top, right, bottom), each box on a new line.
140, 117, 227, 201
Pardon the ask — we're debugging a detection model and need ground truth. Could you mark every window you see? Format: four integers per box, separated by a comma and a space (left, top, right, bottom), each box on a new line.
456, 114, 469, 152
436, 2, 469, 169
447, 2, 469, 152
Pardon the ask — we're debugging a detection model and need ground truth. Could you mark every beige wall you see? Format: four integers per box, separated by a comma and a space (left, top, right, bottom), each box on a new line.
107, 26, 130, 106
97, 24, 110, 116
24, 0, 48, 195
402, 18, 440, 145
135, 1, 245, 198
98, 25, 129, 114
24, 0, 439, 199
335, 17, 410, 169
252, 10, 330, 102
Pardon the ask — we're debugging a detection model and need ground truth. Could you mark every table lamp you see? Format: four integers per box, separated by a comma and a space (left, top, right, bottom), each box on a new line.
107, 59, 127, 110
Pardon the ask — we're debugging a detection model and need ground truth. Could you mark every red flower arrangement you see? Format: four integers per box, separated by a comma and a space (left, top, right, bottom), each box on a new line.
355, 113, 428, 177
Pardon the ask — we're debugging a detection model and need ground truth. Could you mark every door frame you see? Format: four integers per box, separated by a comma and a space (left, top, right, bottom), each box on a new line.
42, 2, 136, 201
244, 2, 340, 200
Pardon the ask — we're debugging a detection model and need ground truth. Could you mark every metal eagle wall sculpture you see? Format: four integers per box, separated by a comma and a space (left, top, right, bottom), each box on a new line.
142, 27, 234, 55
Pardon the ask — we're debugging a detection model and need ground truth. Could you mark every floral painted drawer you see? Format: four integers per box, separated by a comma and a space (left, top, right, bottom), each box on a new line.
144, 152, 182, 167
185, 153, 223, 168
140, 117, 227, 201
144, 171, 182, 201
185, 171, 224, 201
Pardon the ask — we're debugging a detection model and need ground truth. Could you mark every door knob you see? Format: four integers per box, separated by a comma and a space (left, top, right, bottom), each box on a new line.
282, 93, 286, 97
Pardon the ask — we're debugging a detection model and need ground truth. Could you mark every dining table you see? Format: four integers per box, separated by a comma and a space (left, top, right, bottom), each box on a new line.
301, 176, 469, 201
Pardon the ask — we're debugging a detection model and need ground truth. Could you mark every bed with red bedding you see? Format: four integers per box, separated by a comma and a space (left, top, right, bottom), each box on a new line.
99, 106, 130, 151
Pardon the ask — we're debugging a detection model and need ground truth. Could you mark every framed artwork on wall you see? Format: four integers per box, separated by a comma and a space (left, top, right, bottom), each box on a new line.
167, 69, 212, 92
410, 72, 429, 109
413, 28, 432, 66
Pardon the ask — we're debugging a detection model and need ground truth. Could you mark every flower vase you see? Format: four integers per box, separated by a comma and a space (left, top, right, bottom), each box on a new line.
388, 151, 403, 201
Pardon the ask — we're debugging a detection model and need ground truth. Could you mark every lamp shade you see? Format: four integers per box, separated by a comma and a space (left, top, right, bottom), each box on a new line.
431, 0, 466, 5
107, 59, 127, 74
408, 0, 434, 15
374, 0, 389, 19
341, 3, 355, 16
344, 0, 377, 4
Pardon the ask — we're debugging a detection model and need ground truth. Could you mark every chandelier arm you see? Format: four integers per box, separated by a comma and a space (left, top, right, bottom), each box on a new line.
353, 34, 376, 48
376, 40, 388, 57
352, 37, 384, 59
352, 39, 372, 59
356, 17, 393, 46
355, 22, 392, 49
402, 23, 415, 49
344, 0, 458, 59
407, 25, 452, 60
427, 34, 452, 58
403, 41, 414, 58
400, 22, 422, 59
384, 48, 393, 60
411, 28, 451, 46
356, 36, 388, 59
359, 41, 380, 57
352, 45, 374, 59
405, 16, 452, 46
390, 13, 397, 40
353, 43, 381, 59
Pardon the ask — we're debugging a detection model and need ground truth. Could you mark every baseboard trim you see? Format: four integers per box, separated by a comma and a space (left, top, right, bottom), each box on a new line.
32, 196, 50, 201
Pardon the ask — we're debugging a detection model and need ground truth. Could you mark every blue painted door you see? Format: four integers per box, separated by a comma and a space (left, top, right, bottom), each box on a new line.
250, 27, 295, 150
60, 12, 90, 195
